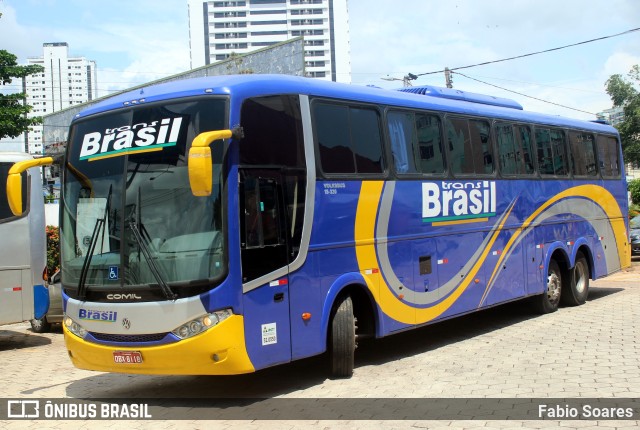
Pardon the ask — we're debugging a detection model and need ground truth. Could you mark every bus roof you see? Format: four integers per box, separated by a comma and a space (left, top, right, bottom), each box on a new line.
75, 74, 619, 135
0, 152, 34, 163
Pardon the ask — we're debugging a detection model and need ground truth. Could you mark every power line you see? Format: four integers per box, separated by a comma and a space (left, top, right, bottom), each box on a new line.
413, 27, 640, 78
456, 74, 605, 94
452, 71, 597, 116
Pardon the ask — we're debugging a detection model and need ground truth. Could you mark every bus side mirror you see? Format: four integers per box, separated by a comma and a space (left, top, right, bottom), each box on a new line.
188, 128, 242, 196
6, 157, 54, 216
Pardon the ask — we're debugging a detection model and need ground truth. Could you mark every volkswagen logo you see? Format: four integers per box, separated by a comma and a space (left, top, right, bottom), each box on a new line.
122, 318, 131, 330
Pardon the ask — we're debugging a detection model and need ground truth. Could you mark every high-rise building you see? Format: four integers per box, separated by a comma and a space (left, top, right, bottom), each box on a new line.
188, 0, 351, 83
597, 106, 625, 127
24, 42, 97, 154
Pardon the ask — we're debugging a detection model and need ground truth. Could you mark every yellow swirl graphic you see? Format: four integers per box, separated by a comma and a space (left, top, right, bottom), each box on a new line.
355, 183, 629, 326
355, 181, 512, 324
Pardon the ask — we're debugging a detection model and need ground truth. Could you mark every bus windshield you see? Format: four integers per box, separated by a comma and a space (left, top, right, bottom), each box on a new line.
61, 98, 227, 300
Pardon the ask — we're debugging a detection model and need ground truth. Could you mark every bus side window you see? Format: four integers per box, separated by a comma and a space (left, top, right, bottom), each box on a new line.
596, 135, 621, 179
569, 131, 597, 177
496, 123, 518, 175
517, 125, 535, 175
313, 102, 384, 176
387, 110, 445, 175
550, 129, 569, 176
446, 117, 493, 175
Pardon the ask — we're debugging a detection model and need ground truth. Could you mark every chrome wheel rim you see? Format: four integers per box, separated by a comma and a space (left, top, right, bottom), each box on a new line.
547, 271, 561, 304
574, 261, 587, 294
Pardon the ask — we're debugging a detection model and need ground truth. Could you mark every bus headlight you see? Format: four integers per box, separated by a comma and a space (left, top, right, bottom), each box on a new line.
172, 309, 233, 340
64, 316, 88, 339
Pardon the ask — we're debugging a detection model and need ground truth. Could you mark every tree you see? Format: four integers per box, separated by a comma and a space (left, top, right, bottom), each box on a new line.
0, 13, 45, 140
605, 65, 640, 165
45, 225, 60, 277
629, 178, 640, 205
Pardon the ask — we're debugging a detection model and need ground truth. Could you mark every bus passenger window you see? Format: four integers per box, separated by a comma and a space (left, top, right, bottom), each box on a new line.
497, 123, 535, 176
387, 111, 416, 173
470, 120, 494, 174
416, 114, 445, 174
536, 128, 568, 176
536, 128, 553, 175
313, 102, 384, 176
350, 107, 384, 174
447, 117, 472, 174
517, 126, 535, 175
596, 135, 621, 178
387, 111, 444, 175
314, 103, 356, 174
550, 129, 568, 176
497, 123, 518, 175
569, 131, 597, 177
446, 117, 493, 175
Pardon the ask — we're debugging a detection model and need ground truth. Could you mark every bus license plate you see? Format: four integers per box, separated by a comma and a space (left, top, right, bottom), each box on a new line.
113, 351, 143, 364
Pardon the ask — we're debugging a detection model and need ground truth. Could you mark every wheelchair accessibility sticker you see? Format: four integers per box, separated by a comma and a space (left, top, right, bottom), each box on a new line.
108, 266, 119, 281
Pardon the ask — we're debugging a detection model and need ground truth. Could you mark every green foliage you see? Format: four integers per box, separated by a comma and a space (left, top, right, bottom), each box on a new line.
46, 225, 60, 277
606, 65, 640, 165
629, 203, 640, 218
629, 178, 640, 205
0, 49, 45, 139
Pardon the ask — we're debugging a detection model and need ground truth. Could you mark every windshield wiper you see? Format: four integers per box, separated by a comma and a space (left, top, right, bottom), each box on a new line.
128, 217, 177, 301
77, 185, 112, 300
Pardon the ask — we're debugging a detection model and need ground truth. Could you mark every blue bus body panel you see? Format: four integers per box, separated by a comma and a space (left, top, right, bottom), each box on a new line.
33, 284, 49, 320
281, 176, 627, 361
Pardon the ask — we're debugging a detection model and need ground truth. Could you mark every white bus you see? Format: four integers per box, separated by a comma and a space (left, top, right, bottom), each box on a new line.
0, 152, 51, 325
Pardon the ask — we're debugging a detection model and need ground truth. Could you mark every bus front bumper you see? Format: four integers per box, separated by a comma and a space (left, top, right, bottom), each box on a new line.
64, 315, 255, 375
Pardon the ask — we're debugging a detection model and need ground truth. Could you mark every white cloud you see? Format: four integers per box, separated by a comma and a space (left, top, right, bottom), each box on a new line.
0, 4, 49, 60
603, 52, 640, 78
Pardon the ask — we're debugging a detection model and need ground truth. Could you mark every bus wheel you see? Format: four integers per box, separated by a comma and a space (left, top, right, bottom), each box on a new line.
561, 252, 589, 306
30, 317, 51, 333
329, 295, 356, 378
534, 259, 562, 314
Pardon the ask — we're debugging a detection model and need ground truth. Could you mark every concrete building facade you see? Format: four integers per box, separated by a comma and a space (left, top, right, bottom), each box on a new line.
24, 42, 97, 154
188, 0, 351, 83
597, 106, 625, 126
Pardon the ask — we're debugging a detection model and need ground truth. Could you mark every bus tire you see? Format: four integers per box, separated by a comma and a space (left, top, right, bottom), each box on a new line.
30, 317, 51, 333
561, 252, 589, 306
329, 295, 356, 378
534, 259, 562, 314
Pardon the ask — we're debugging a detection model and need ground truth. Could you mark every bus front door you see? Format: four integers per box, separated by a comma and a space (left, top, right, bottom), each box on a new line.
240, 171, 293, 370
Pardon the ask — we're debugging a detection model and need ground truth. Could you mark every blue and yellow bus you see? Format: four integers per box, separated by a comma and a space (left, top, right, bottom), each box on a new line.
6, 75, 629, 377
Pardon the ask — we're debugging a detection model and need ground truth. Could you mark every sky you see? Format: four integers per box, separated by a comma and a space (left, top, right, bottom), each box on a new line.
0, 0, 639, 145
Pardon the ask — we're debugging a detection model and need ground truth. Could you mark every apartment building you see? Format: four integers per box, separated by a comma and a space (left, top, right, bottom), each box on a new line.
24, 42, 97, 154
188, 0, 351, 83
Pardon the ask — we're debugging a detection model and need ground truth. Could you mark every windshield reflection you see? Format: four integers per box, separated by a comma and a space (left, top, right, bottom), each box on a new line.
61, 98, 227, 298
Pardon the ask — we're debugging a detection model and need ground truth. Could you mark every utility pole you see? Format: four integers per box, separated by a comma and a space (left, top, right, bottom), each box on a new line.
444, 67, 453, 88
381, 73, 418, 88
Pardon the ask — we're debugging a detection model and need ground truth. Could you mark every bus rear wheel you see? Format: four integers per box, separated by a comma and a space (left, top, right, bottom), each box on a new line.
561, 252, 589, 306
329, 295, 356, 378
534, 259, 562, 314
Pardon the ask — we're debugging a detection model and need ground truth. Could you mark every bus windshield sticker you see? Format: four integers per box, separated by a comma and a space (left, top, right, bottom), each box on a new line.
79, 116, 184, 162
422, 181, 497, 225
77, 198, 111, 256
